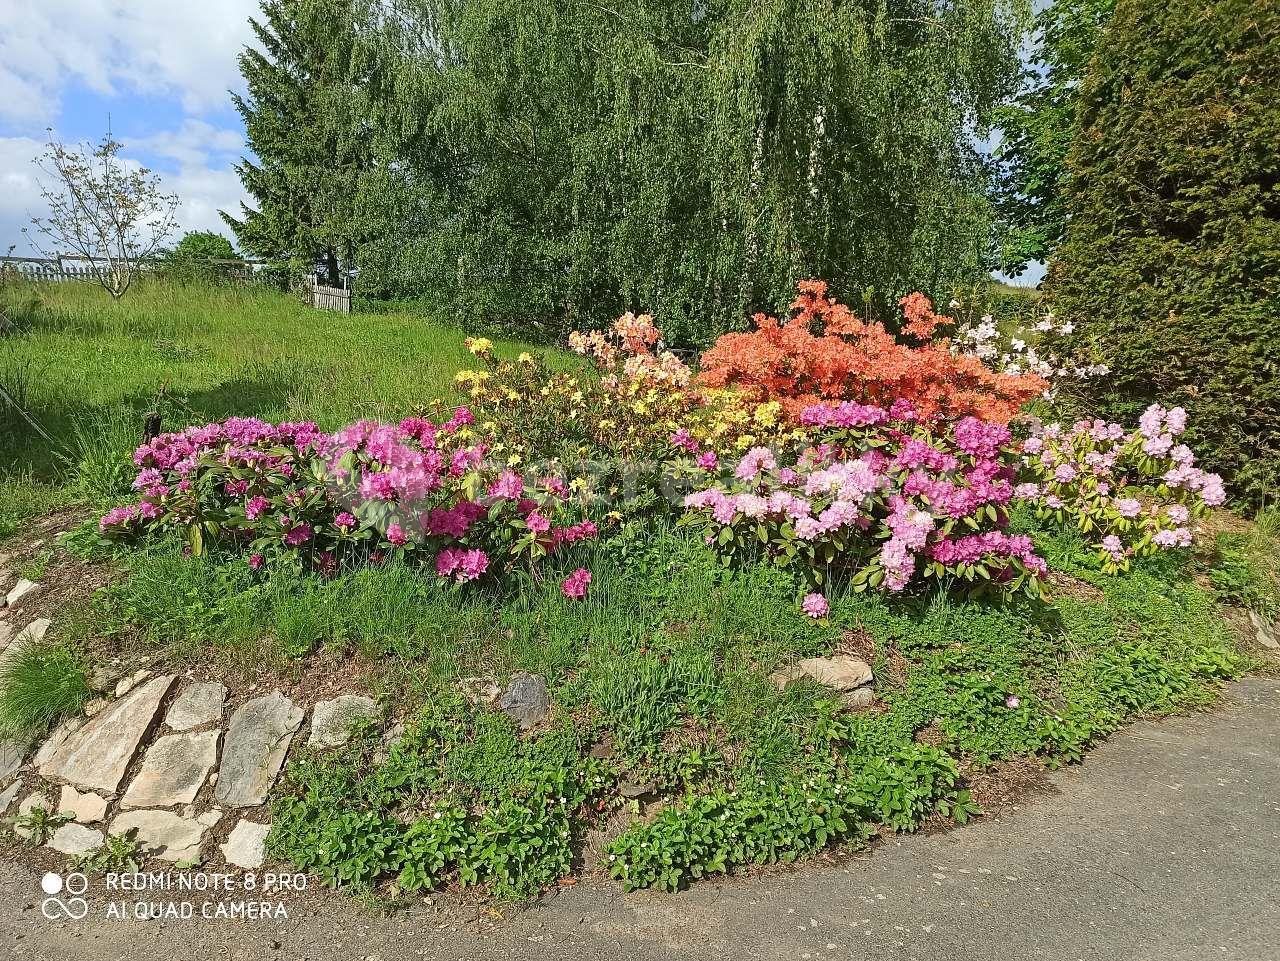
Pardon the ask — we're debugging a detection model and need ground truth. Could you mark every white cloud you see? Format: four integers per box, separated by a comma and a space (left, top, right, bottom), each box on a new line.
0, 130, 249, 255
0, 0, 260, 124
131, 120, 246, 168
0, 137, 47, 255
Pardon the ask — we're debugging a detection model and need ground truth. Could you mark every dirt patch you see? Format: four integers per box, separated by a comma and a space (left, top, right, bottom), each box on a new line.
1046, 570, 1104, 603
0, 507, 108, 624
962, 755, 1059, 813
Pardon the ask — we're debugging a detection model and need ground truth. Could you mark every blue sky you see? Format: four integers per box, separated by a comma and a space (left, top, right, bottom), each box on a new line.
0, 0, 1044, 284
0, 0, 259, 255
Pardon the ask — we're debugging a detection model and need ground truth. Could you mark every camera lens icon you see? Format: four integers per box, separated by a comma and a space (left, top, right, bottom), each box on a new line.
40, 873, 89, 920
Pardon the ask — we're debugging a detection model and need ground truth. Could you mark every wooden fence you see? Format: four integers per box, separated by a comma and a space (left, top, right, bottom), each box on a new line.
307, 277, 351, 313
0, 256, 122, 282
0, 255, 266, 283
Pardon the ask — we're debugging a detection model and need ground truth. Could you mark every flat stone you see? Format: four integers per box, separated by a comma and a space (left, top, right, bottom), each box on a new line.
122, 730, 220, 808
4, 579, 39, 608
14, 618, 50, 646
166, 681, 227, 731
58, 785, 108, 823
842, 686, 876, 710
307, 695, 377, 749
111, 810, 205, 862
0, 781, 20, 813
47, 823, 103, 856
0, 740, 24, 781
115, 669, 153, 699
220, 819, 270, 869
33, 717, 83, 767
215, 692, 303, 808
1250, 611, 1279, 650
14, 791, 51, 840
774, 656, 874, 692
39, 675, 175, 793
497, 673, 550, 731
196, 809, 223, 829
0, 621, 14, 650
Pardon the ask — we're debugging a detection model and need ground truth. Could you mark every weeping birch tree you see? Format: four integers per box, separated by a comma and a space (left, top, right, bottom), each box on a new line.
311, 0, 1027, 341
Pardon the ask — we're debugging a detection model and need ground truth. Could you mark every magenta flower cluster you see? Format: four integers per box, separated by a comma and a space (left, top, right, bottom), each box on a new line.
100, 412, 598, 589
1017, 404, 1224, 573
681, 404, 1048, 598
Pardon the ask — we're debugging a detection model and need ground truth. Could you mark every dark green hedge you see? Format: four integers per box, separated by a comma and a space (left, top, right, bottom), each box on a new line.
1049, 0, 1280, 503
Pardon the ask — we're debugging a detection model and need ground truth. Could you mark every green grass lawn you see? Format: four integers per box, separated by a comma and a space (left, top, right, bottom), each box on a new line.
0, 279, 550, 536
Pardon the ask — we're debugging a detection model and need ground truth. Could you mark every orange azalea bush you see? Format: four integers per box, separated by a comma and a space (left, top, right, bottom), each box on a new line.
698, 281, 1048, 424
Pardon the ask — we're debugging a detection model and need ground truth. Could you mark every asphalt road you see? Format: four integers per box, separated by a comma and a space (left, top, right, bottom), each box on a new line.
4, 677, 1278, 961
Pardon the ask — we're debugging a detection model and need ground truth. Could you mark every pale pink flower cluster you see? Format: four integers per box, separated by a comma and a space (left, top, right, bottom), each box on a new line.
801, 593, 829, 618
1018, 404, 1225, 570
569, 313, 691, 387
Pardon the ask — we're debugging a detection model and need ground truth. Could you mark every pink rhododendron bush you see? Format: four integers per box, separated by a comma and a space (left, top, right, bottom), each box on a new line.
678, 400, 1226, 604
680, 402, 1050, 599
98, 411, 599, 597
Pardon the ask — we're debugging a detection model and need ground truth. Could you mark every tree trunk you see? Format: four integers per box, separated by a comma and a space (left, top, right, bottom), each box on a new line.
324, 249, 341, 287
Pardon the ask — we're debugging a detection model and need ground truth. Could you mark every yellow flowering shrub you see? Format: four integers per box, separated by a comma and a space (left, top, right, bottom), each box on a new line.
455, 314, 799, 468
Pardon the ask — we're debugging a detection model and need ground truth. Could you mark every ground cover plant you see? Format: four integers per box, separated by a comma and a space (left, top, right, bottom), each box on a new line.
0, 278, 1265, 902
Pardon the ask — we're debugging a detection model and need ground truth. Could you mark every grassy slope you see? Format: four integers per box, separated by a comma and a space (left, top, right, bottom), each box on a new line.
81, 514, 1255, 896
0, 279, 549, 535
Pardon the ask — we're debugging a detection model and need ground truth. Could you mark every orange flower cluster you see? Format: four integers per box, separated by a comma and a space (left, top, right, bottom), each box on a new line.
697, 281, 1047, 424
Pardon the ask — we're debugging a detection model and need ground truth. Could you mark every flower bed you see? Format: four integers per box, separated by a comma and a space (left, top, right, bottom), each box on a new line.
97, 282, 1227, 615
68, 280, 1255, 904
100, 412, 599, 597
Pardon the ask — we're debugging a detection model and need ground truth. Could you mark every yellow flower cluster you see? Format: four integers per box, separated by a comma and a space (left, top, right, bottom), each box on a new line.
692, 391, 802, 451
464, 336, 494, 357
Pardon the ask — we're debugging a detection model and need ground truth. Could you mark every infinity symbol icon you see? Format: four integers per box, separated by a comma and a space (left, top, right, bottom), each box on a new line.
41, 896, 89, 920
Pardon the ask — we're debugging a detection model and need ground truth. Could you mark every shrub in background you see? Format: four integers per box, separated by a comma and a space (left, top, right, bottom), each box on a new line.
1049, 0, 1280, 502
161, 230, 238, 284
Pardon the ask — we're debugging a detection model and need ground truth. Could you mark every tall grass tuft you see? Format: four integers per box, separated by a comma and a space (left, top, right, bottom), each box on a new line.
59, 405, 148, 505
0, 638, 91, 738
